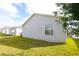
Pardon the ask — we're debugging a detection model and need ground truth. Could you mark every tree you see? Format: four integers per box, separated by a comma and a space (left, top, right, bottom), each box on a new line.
57, 3, 79, 20
56, 3, 71, 29
56, 3, 79, 37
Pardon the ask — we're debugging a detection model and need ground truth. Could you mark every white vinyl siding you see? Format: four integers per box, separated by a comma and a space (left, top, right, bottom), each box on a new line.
22, 14, 67, 43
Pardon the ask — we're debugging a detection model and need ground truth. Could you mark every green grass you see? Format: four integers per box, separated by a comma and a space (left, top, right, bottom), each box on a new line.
0, 36, 78, 56
0, 32, 12, 36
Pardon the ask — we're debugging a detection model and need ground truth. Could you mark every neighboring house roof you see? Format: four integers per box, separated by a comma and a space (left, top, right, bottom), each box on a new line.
22, 13, 60, 27
0, 26, 21, 31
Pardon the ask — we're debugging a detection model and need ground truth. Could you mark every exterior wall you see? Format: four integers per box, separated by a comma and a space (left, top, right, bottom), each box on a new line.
22, 14, 67, 42
2, 30, 6, 33
9, 28, 16, 35
16, 28, 22, 35
0, 27, 22, 36
1, 28, 9, 34
6, 28, 9, 34
8, 28, 22, 35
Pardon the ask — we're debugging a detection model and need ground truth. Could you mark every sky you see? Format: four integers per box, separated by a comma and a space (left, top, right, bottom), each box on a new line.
0, 0, 60, 28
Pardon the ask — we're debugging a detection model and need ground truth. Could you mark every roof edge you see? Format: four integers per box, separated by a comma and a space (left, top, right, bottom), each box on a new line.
22, 14, 35, 27
22, 13, 60, 27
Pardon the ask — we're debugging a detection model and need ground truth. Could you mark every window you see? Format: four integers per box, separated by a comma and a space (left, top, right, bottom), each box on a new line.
45, 24, 53, 35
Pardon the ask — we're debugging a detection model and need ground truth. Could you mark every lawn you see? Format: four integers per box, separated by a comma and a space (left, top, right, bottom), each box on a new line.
0, 36, 78, 56
0, 32, 12, 36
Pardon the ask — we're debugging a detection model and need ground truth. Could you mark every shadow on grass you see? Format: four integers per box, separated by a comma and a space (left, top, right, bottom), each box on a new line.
73, 38, 79, 49
0, 36, 65, 50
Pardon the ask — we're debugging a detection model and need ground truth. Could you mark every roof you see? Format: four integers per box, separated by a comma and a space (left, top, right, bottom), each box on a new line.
0, 26, 21, 30
22, 13, 60, 27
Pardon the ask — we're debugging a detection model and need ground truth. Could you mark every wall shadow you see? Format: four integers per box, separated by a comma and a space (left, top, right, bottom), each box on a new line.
0, 36, 65, 50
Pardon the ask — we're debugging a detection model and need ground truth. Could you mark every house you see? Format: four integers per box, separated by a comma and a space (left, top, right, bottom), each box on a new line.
22, 13, 67, 43
0, 26, 22, 36
0, 27, 9, 34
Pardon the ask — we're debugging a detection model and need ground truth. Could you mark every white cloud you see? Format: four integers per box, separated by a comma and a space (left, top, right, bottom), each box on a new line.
0, 16, 19, 28
0, 3, 17, 14
0, 3, 19, 28
25, 0, 60, 15
0, 3, 18, 20
0, 0, 60, 28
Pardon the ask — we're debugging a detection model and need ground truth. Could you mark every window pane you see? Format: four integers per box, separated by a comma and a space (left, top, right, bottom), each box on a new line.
45, 24, 53, 35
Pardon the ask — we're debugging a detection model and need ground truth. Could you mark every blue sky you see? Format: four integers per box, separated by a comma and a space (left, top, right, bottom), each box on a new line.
10, 3, 30, 23
0, 3, 31, 28
12, 3, 29, 17
0, 1, 59, 28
